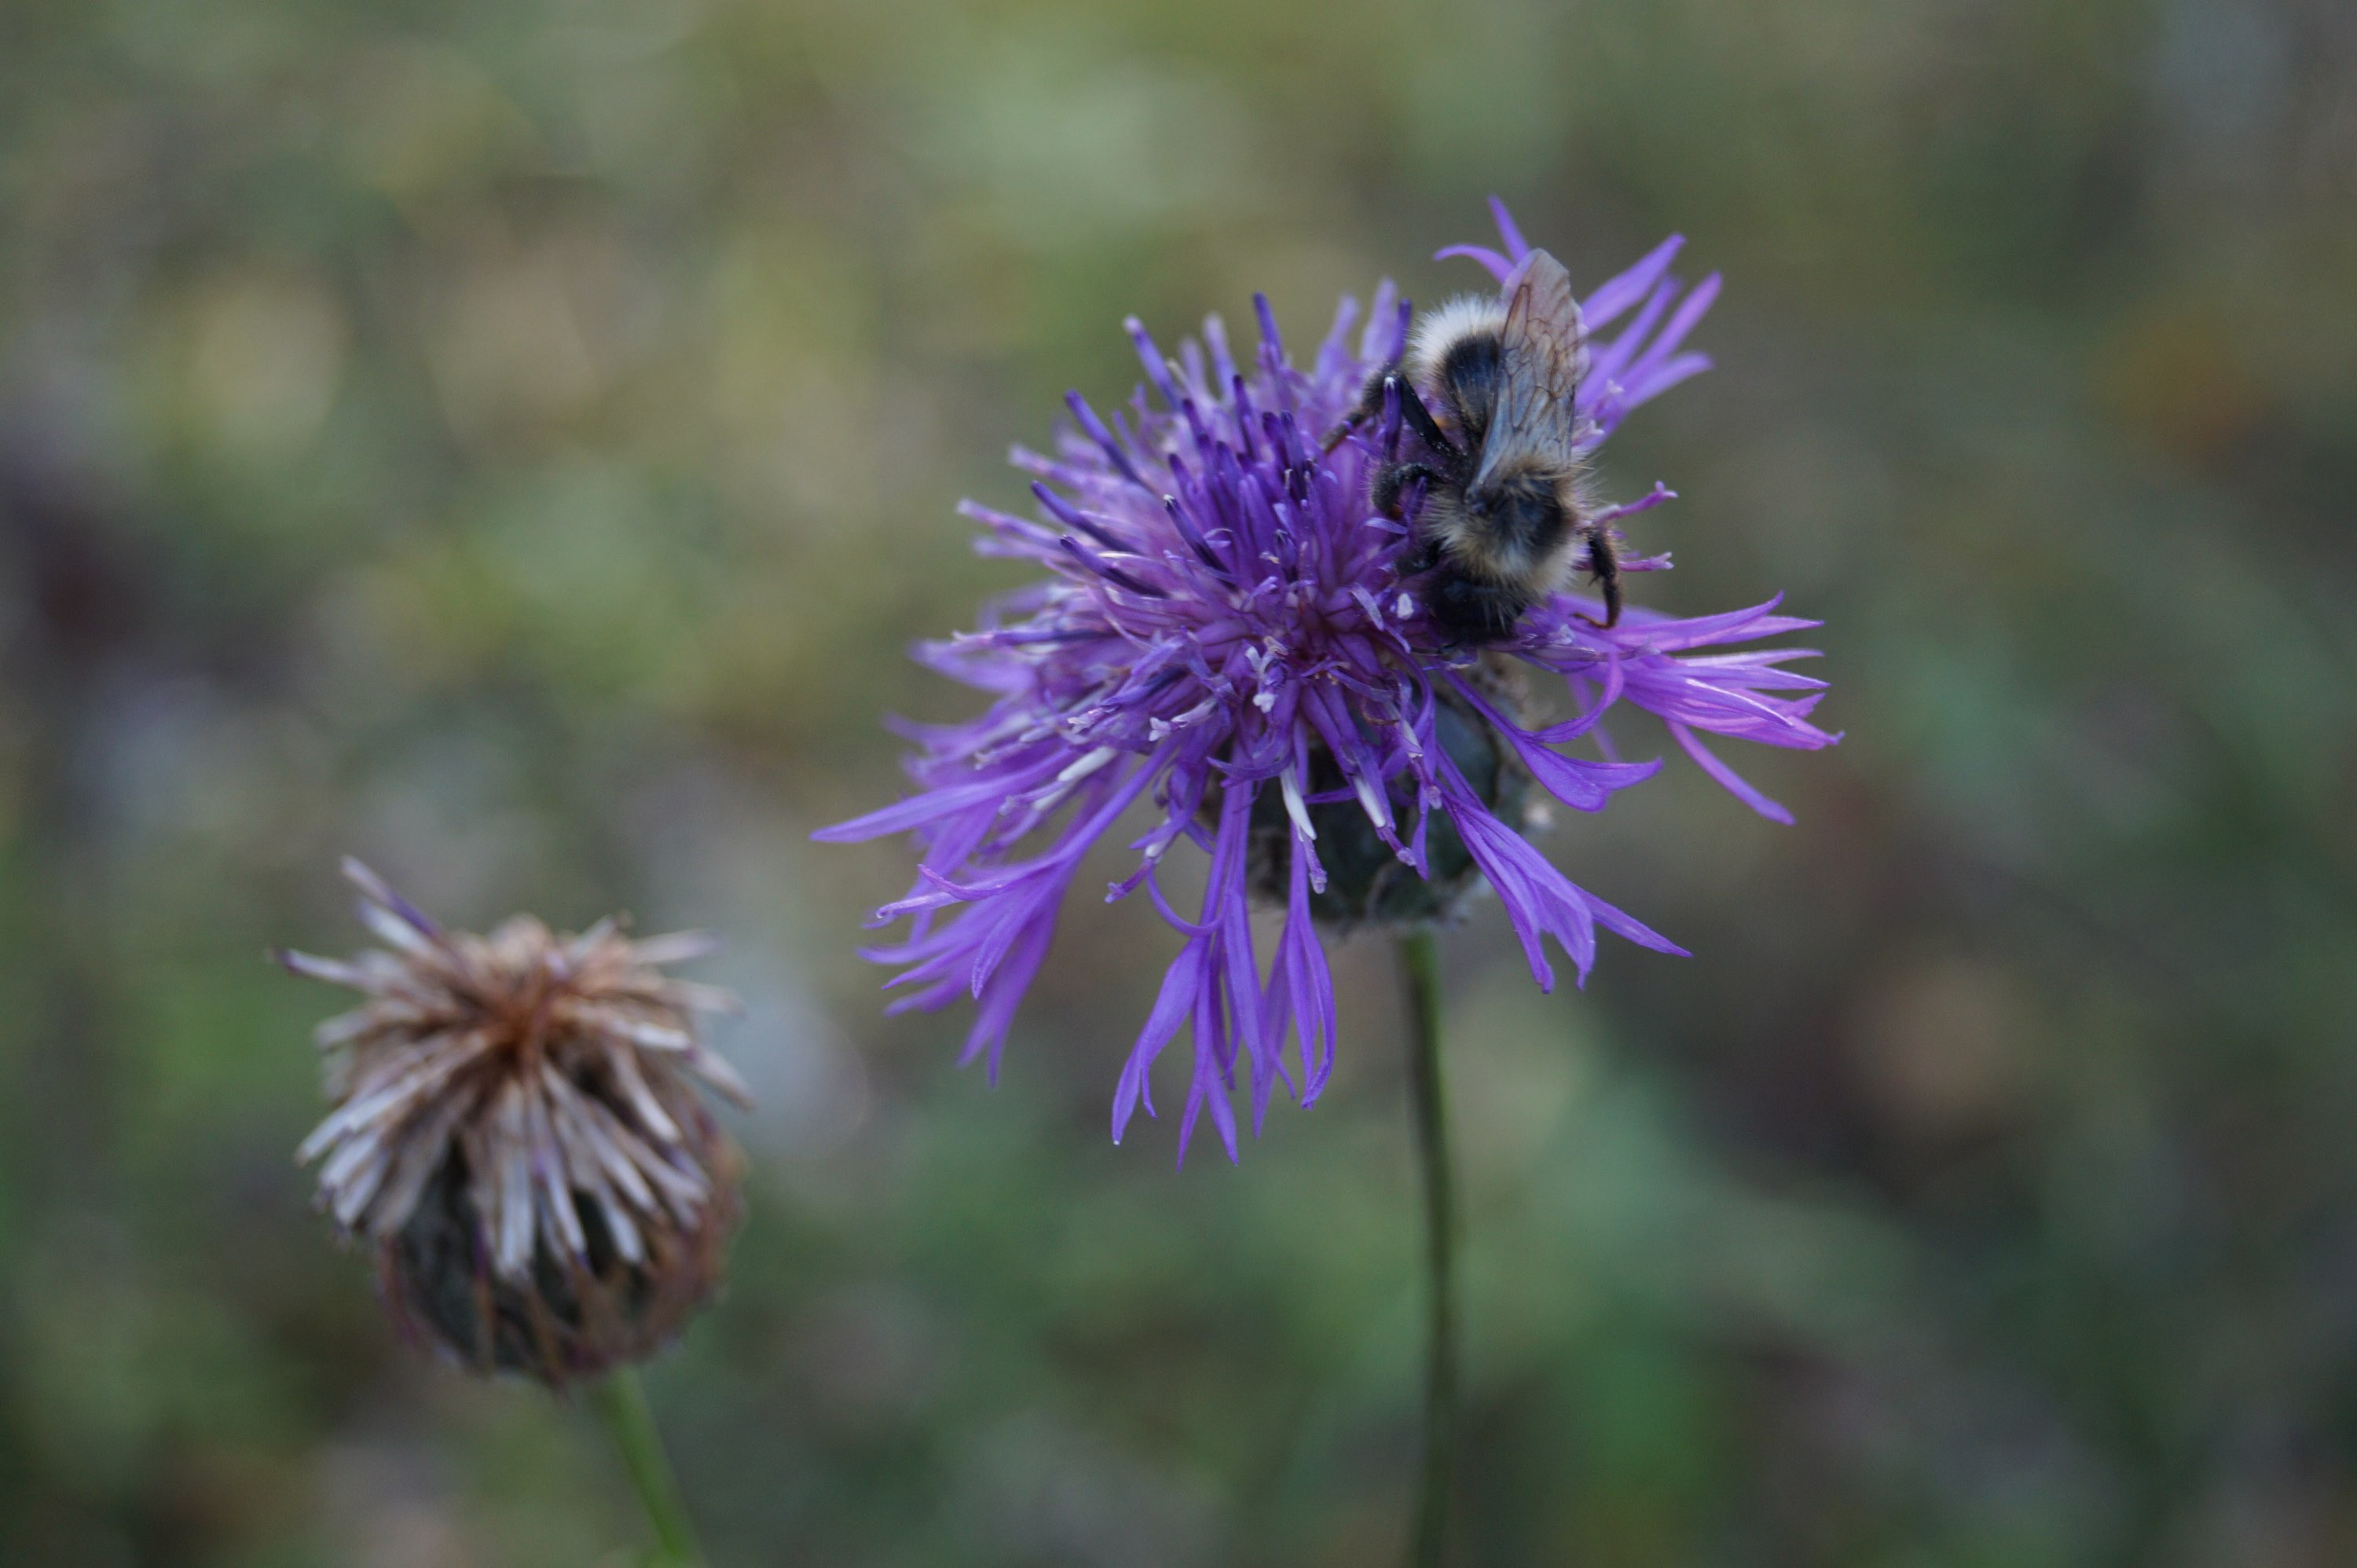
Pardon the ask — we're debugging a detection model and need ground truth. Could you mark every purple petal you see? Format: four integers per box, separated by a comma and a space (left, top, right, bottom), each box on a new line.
1670, 722, 1794, 824
1434, 244, 1515, 284
1487, 196, 1531, 262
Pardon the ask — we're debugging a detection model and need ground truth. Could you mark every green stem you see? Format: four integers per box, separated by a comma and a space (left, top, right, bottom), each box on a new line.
1397, 927, 1457, 1568
589, 1367, 706, 1567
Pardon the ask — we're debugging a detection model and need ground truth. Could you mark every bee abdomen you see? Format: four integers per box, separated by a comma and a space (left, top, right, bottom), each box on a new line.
1428, 573, 1538, 643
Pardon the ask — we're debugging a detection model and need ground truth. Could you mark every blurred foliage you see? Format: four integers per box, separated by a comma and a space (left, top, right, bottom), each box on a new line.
3, 0, 2356, 1563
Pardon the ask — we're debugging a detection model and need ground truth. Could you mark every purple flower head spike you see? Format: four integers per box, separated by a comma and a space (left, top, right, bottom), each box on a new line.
818, 202, 1837, 1163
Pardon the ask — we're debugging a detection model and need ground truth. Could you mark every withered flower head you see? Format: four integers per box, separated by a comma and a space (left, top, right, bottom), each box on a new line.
278, 859, 750, 1384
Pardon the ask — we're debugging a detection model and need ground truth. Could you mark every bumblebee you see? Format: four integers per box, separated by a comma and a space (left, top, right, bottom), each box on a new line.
1331, 250, 1615, 643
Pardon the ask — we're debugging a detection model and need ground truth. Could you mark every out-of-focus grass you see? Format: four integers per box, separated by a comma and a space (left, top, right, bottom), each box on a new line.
2, 0, 2354, 1563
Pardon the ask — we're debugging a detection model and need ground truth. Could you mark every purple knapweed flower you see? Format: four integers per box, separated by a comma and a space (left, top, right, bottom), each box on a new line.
818, 200, 1837, 1162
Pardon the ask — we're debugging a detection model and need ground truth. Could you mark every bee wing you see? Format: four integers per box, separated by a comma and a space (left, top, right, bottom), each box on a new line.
1472, 247, 1588, 488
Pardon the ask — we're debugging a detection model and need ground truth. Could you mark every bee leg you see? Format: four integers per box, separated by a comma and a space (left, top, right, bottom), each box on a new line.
1321, 360, 1400, 452
1392, 377, 1459, 457
1372, 461, 1441, 520
1574, 526, 1623, 629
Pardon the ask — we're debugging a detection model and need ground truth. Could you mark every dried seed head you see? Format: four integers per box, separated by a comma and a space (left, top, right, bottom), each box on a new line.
279, 859, 750, 1383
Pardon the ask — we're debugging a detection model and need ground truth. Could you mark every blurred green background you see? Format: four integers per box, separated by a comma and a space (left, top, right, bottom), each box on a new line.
4, 0, 2355, 1563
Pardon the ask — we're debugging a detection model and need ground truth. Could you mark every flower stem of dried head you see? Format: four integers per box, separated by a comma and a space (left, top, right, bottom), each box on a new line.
589, 1367, 708, 1567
